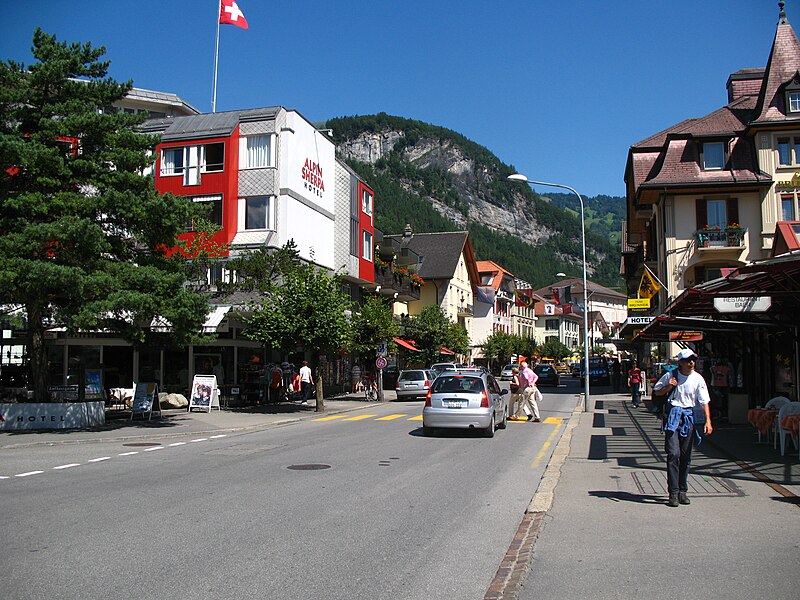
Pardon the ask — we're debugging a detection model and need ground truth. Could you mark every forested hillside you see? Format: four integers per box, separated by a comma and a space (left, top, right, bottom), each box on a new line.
326, 113, 624, 290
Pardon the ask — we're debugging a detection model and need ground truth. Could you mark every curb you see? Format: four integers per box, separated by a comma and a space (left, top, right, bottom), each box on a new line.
0, 401, 389, 450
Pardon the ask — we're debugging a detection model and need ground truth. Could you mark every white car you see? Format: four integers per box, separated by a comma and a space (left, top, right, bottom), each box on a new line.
500, 364, 517, 380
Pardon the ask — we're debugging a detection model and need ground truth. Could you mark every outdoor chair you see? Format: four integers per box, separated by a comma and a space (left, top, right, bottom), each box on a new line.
763, 396, 791, 444
775, 402, 800, 456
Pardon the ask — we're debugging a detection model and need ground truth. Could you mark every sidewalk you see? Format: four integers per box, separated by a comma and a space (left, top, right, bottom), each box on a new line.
514, 393, 800, 600
0, 390, 395, 449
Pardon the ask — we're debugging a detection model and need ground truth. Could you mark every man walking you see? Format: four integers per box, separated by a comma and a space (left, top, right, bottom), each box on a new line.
653, 349, 713, 507
627, 359, 643, 408
512, 361, 540, 422
299, 360, 313, 405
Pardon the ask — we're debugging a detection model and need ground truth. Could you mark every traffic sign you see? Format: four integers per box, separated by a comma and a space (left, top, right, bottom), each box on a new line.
377, 341, 388, 358
375, 357, 388, 369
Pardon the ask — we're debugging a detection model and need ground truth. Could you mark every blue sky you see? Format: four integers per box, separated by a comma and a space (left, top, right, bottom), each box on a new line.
1, 1, 795, 197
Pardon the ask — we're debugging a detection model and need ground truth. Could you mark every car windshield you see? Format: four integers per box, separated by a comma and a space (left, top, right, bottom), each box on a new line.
431, 375, 484, 394
535, 366, 554, 374
399, 371, 425, 381
589, 358, 606, 367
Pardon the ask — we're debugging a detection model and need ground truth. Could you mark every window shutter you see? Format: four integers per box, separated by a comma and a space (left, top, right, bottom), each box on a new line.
696, 199, 707, 229
726, 198, 739, 225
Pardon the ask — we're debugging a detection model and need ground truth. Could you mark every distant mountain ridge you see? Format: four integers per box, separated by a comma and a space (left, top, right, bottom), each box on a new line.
324, 113, 624, 290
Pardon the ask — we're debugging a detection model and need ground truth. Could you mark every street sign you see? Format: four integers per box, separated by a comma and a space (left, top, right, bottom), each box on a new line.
669, 331, 704, 341
713, 296, 771, 313
377, 341, 388, 358
627, 298, 650, 310
375, 357, 388, 369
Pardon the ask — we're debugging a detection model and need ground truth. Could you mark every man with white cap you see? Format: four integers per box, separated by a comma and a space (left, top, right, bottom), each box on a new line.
653, 348, 713, 507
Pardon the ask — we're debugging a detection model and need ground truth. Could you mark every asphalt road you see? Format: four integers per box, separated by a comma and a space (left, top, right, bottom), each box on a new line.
2, 380, 580, 600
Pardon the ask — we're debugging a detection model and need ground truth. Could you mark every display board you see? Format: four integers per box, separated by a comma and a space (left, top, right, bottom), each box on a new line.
131, 382, 161, 420
188, 374, 220, 413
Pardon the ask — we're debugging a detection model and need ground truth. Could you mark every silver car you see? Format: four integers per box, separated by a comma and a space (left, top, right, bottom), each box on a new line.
395, 369, 435, 400
500, 364, 516, 380
422, 372, 508, 437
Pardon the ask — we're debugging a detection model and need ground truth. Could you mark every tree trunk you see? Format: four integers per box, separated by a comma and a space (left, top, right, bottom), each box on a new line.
27, 302, 49, 402
315, 374, 324, 412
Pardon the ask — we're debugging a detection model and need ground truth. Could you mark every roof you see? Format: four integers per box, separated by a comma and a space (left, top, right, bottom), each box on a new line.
383, 230, 480, 286
753, 19, 800, 124
140, 107, 282, 141
124, 87, 200, 115
476, 259, 514, 292
533, 278, 627, 301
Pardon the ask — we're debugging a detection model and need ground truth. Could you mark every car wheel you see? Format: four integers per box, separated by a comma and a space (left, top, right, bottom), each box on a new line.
498, 405, 507, 429
484, 414, 495, 438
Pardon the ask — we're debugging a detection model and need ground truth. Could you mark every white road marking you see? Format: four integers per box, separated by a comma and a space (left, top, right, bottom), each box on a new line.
53, 463, 80, 470
118, 451, 139, 456
87, 457, 111, 463
190, 438, 208, 443
143, 446, 164, 452
0, 475, 10, 479
169, 442, 187, 447
209, 434, 227, 439
16, 471, 44, 477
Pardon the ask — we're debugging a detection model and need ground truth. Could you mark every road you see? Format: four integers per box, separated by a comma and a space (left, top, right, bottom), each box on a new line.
2, 380, 580, 600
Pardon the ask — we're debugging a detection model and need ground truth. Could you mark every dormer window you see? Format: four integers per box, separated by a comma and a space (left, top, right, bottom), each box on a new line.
701, 142, 725, 170
789, 92, 800, 113
783, 71, 800, 114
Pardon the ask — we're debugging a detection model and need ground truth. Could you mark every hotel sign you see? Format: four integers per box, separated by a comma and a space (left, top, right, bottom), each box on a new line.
625, 316, 654, 327
627, 298, 650, 310
775, 172, 800, 190
714, 296, 772, 313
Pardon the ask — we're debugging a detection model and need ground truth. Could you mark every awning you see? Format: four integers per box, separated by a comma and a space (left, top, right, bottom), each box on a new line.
393, 337, 420, 352
440, 346, 456, 355
203, 305, 231, 333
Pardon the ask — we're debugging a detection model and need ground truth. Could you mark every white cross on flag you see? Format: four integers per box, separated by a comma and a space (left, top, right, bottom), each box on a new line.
219, 0, 248, 29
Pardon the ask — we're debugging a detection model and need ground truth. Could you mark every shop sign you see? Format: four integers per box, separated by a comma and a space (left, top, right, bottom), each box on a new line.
624, 316, 654, 327
713, 296, 771, 313
669, 331, 704, 341
627, 298, 650, 310
775, 172, 800, 190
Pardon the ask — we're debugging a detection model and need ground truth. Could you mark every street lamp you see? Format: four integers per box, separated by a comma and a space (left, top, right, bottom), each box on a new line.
507, 174, 592, 412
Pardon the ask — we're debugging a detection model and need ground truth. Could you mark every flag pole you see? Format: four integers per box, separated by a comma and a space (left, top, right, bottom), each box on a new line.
212, 0, 221, 113
643, 264, 668, 291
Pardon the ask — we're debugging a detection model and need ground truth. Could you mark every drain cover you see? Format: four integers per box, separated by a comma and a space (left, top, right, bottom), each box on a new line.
287, 464, 331, 471
122, 442, 162, 447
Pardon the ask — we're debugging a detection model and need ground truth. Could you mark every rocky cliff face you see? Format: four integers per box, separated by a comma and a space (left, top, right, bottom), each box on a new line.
337, 131, 551, 246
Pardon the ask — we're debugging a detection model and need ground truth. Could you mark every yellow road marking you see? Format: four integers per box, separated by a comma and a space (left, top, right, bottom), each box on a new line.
543, 417, 563, 424
408, 415, 423, 421
345, 414, 378, 421
376, 414, 408, 421
532, 422, 563, 468
313, 415, 347, 421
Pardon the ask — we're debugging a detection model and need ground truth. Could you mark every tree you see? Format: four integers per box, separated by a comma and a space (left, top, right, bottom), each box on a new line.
403, 305, 455, 367
481, 330, 515, 369
0, 30, 210, 401
537, 339, 572, 362
241, 264, 352, 358
349, 296, 399, 357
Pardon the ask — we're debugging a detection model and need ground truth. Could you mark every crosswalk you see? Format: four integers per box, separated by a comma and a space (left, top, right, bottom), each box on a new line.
312, 413, 563, 425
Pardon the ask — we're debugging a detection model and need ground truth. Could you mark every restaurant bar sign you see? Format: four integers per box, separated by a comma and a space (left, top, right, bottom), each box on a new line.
669, 331, 704, 341
627, 298, 650, 310
713, 296, 771, 314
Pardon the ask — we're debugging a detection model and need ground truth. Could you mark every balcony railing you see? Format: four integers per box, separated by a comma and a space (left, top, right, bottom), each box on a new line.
457, 303, 474, 317
695, 227, 745, 249
374, 266, 421, 301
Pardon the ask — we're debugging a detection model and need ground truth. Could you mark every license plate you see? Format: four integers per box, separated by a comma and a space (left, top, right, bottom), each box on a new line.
446, 399, 467, 408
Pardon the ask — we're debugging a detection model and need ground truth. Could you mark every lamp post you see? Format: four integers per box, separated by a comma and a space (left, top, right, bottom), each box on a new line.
508, 174, 591, 412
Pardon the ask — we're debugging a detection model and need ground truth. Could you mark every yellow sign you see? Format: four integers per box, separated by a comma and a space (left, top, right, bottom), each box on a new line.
638, 269, 661, 299
776, 171, 800, 190
628, 298, 650, 309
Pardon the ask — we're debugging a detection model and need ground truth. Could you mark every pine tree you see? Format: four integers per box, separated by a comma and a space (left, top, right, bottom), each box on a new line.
0, 30, 211, 401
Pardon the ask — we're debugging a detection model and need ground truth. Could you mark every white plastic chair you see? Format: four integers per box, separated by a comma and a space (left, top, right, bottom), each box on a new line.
775, 402, 800, 456
764, 396, 791, 445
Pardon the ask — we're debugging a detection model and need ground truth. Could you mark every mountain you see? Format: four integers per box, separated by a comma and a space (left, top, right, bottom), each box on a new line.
324, 113, 624, 291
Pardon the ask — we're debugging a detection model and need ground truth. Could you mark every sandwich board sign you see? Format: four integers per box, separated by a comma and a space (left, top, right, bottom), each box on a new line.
131, 382, 161, 420
188, 374, 220, 413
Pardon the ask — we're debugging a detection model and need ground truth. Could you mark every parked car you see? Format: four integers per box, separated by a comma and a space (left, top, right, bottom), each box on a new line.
395, 369, 435, 400
382, 365, 400, 389
422, 372, 508, 437
571, 363, 581, 377
581, 356, 611, 386
500, 364, 516, 380
430, 362, 458, 377
534, 364, 560, 387
555, 362, 571, 375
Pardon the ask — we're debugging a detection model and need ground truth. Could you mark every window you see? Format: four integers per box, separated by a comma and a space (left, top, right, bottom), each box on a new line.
244, 196, 274, 230
161, 148, 184, 176
701, 142, 725, 170
776, 135, 800, 166
362, 230, 373, 261
545, 319, 559, 331
189, 195, 223, 227
241, 134, 273, 169
202, 143, 224, 173
362, 189, 373, 216
781, 193, 797, 220
696, 197, 738, 230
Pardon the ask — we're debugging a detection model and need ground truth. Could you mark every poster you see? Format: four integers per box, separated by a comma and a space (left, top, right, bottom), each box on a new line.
131, 382, 160, 420
189, 374, 219, 413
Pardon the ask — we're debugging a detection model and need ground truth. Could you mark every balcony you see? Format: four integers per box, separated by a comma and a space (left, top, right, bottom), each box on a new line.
695, 227, 745, 251
374, 266, 421, 301
457, 303, 474, 317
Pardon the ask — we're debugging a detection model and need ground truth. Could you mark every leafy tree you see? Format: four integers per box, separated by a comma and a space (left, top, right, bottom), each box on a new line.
513, 334, 538, 361
537, 339, 572, 362
403, 305, 455, 367
241, 265, 352, 358
481, 330, 516, 369
221, 240, 302, 294
445, 321, 470, 357
0, 30, 211, 401
349, 296, 399, 357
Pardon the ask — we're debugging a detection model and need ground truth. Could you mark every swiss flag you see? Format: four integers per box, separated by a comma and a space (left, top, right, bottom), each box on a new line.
219, 0, 248, 29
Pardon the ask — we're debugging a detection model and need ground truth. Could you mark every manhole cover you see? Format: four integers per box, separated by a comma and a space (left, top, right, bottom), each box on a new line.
122, 442, 162, 447
286, 464, 331, 471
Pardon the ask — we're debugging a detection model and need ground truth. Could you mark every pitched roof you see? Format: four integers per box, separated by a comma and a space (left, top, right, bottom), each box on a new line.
533, 278, 627, 301
140, 107, 282, 141
383, 231, 480, 286
476, 259, 514, 292
753, 19, 800, 124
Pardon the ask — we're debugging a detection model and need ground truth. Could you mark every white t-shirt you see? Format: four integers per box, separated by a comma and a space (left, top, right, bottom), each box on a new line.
300, 365, 312, 383
653, 370, 710, 408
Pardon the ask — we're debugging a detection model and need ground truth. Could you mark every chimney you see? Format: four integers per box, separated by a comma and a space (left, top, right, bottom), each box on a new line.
403, 223, 413, 238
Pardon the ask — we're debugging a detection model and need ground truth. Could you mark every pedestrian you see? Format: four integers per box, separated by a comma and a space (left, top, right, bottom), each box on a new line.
508, 366, 522, 419
627, 359, 643, 408
299, 360, 313, 405
513, 361, 540, 422
653, 348, 713, 507
611, 358, 622, 392
269, 363, 283, 402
